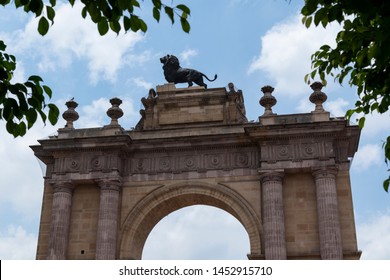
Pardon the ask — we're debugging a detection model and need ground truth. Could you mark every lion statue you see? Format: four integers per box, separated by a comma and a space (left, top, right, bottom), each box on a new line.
160, 54, 217, 89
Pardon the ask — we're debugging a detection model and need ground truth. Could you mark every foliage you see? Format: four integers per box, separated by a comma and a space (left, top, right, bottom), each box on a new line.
0, 40, 59, 137
0, 0, 190, 137
301, 0, 390, 191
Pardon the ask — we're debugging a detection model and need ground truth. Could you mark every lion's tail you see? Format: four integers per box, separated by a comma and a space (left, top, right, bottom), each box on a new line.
202, 73, 218, 82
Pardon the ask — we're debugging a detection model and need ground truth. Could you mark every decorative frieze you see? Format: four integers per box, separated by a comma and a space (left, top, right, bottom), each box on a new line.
129, 150, 257, 174
260, 141, 333, 163
53, 153, 123, 174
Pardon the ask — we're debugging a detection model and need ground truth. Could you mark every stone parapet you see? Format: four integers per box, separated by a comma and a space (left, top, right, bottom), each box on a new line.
139, 83, 247, 130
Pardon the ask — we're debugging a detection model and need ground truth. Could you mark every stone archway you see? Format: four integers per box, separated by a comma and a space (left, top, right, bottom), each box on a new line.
119, 182, 262, 260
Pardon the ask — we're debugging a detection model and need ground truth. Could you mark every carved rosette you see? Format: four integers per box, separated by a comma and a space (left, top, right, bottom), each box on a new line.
107, 97, 124, 126
260, 85, 277, 116
159, 157, 172, 172
67, 158, 81, 171
183, 156, 198, 171
309, 82, 327, 112
62, 100, 79, 129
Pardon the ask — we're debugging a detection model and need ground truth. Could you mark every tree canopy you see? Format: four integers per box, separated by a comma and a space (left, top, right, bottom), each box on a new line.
0, 0, 190, 137
301, 0, 390, 191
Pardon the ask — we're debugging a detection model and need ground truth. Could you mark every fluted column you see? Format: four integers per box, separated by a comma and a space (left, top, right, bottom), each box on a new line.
313, 168, 343, 259
47, 181, 74, 260
261, 172, 287, 259
95, 179, 122, 259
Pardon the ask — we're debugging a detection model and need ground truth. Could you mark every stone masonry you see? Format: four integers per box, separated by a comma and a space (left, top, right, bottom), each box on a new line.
31, 82, 361, 260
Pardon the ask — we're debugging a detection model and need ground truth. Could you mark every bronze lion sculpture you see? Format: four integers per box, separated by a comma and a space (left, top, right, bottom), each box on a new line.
160, 54, 217, 89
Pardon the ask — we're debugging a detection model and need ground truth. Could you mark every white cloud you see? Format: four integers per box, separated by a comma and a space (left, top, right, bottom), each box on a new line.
142, 205, 250, 260
296, 97, 313, 113
352, 144, 382, 171
7, 2, 145, 84
180, 49, 198, 65
357, 211, 390, 259
0, 225, 37, 259
360, 112, 390, 140
326, 97, 349, 117
76, 97, 138, 129
132, 77, 153, 90
248, 14, 341, 95
0, 120, 60, 220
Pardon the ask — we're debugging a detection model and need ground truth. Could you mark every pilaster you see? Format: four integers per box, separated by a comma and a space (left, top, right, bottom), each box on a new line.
47, 181, 74, 260
260, 171, 287, 259
95, 178, 122, 259
312, 168, 343, 259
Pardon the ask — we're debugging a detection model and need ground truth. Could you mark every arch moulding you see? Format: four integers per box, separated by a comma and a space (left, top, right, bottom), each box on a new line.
119, 181, 263, 260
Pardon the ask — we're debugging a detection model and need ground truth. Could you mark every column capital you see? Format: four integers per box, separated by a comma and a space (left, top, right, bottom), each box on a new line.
97, 178, 122, 191
49, 180, 74, 194
312, 167, 338, 179
259, 170, 284, 184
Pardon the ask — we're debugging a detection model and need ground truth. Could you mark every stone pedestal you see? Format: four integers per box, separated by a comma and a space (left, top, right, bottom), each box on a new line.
95, 179, 122, 259
313, 168, 343, 259
47, 181, 74, 260
261, 172, 287, 259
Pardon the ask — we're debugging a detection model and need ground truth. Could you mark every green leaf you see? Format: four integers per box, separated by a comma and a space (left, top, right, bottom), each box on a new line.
109, 20, 121, 34
26, 108, 38, 129
37, 109, 47, 123
314, 8, 327, 26
50, 0, 56, 7
301, 0, 318, 16
2, 100, 12, 121
46, 5, 55, 23
81, 7, 87, 19
98, 18, 109, 35
88, 2, 101, 23
180, 17, 190, 33
176, 4, 190, 15
129, 16, 140, 32
152, 0, 162, 10
28, 0, 44, 15
38, 16, 50, 35
131, 0, 140, 8
28, 75, 43, 83
358, 116, 366, 128
118, 0, 127, 10
6, 120, 17, 137
153, 7, 160, 22
164, 6, 174, 24
123, 16, 131, 32
305, 16, 312, 28
48, 103, 59, 125
139, 18, 147, 33
18, 122, 27, 136
43, 85, 52, 98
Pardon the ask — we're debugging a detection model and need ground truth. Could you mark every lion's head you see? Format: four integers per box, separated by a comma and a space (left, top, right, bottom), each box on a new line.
160, 54, 180, 68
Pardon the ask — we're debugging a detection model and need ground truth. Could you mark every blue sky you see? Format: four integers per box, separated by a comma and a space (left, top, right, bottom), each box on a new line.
0, 0, 389, 259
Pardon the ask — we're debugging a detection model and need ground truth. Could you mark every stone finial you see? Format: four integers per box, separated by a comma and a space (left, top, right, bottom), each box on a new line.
309, 82, 327, 112
106, 97, 123, 126
62, 99, 79, 129
260, 85, 277, 116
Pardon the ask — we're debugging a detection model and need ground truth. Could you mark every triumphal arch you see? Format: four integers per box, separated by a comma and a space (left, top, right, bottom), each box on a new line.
31, 82, 361, 260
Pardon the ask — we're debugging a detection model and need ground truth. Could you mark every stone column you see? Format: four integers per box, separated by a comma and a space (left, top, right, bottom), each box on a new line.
95, 179, 122, 259
47, 181, 74, 260
313, 168, 343, 259
260, 172, 287, 259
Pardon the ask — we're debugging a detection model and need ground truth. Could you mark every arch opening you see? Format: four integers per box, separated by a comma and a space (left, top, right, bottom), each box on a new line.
142, 205, 250, 259
119, 182, 262, 260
